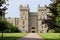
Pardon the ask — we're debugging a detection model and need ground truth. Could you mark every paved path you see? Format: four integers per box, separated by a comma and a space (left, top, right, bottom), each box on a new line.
17, 33, 43, 40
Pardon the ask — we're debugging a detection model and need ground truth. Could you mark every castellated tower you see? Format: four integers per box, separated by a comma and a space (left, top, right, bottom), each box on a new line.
19, 5, 48, 33
19, 5, 29, 32
7, 5, 48, 33
37, 5, 48, 33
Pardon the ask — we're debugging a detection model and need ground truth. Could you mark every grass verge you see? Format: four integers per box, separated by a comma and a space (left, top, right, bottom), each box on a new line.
0, 33, 27, 40
38, 33, 60, 40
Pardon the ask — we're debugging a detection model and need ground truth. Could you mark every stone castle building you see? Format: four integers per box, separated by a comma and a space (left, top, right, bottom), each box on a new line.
6, 5, 48, 33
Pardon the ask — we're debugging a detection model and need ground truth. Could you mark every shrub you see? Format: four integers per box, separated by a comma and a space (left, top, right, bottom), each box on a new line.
48, 29, 55, 33
55, 28, 60, 33
0, 20, 20, 33
4, 30, 11, 33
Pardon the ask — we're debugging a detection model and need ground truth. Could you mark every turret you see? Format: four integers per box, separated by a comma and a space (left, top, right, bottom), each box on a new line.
19, 5, 29, 33
20, 4, 29, 11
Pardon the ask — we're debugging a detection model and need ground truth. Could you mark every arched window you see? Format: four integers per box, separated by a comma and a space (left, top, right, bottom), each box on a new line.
42, 12, 43, 14
23, 26, 25, 28
23, 21, 24, 25
23, 12, 25, 15
42, 26, 43, 28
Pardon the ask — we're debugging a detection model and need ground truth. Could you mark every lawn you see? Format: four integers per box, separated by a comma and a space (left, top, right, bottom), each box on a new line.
38, 33, 60, 40
0, 33, 27, 40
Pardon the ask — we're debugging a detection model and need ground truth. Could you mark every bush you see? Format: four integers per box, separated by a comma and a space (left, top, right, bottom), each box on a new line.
0, 21, 20, 33
55, 28, 60, 33
48, 29, 55, 33
6, 22, 20, 33
10, 26, 20, 33
4, 30, 11, 33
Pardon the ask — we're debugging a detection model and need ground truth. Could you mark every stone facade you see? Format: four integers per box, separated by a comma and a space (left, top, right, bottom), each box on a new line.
6, 17, 19, 26
6, 5, 48, 33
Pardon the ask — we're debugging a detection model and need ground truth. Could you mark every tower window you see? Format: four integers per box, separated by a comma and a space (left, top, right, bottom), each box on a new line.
42, 12, 43, 14
45, 25, 47, 28
42, 26, 43, 28
25, 16, 27, 19
21, 16, 23, 18
17, 21, 18, 25
23, 26, 25, 28
23, 12, 25, 15
23, 21, 25, 25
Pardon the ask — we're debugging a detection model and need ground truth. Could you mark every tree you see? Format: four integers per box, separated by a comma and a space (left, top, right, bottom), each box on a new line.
48, 0, 60, 32
0, 0, 8, 37
55, 3, 60, 27
0, 19, 8, 37
5, 23, 20, 33
0, 18, 20, 37
48, 0, 60, 28
57, 4, 60, 16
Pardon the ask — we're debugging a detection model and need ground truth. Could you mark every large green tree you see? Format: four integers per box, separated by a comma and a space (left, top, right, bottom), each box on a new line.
55, 3, 60, 27
48, 0, 60, 32
0, 0, 7, 37
0, 19, 8, 37
0, 17, 20, 37
48, 0, 60, 27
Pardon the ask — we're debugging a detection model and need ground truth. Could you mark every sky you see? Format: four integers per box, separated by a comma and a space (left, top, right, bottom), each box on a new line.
6, 0, 51, 18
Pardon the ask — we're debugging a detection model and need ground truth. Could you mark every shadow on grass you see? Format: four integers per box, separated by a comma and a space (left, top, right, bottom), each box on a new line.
44, 38, 60, 40
0, 37, 60, 40
0, 37, 21, 40
17, 37, 60, 40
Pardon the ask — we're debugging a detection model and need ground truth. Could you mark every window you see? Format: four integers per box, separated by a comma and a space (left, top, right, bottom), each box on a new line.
23, 26, 25, 28
42, 26, 43, 29
23, 12, 25, 15
45, 25, 47, 28
25, 16, 26, 19
17, 21, 18, 25
23, 21, 25, 25
42, 12, 43, 14
21, 16, 23, 18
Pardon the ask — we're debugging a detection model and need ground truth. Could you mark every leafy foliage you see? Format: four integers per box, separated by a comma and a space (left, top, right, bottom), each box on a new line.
56, 16, 60, 27
0, 19, 20, 33
0, 20, 8, 31
55, 3, 60, 27
0, 0, 20, 33
57, 4, 60, 16
54, 28, 60, 33
48, 0, 60, 33
48, 29, 55, 33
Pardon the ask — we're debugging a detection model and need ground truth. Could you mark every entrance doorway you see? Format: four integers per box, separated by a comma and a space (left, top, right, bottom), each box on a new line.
32, 31, 35, 33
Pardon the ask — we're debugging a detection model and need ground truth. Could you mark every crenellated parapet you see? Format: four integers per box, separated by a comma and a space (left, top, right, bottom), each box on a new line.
38, 5, 47, 11
20, 4, 29, 11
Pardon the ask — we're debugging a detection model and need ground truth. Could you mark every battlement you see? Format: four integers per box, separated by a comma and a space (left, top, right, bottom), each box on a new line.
20, 4, 29, 7
38, 5, 47, 11
20, 5, 47, 11
20, 5, 29, 11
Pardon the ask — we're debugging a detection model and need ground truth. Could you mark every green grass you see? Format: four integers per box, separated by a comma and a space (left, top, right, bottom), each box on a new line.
0, 33, 27, 40
38, 33, 60, 40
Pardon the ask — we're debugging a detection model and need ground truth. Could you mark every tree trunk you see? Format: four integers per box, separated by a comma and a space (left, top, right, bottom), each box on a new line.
1, 30, 3, 38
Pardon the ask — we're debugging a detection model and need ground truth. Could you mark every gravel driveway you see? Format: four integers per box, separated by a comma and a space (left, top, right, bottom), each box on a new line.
17, 33, 43, 40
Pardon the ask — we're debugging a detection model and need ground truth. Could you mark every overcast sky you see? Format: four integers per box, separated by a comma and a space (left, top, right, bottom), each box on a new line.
6, 0, 51, 18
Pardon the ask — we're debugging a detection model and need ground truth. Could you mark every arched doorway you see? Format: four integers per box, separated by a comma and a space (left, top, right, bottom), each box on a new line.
31, 27, 36, 33
32, 31, 35, 33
